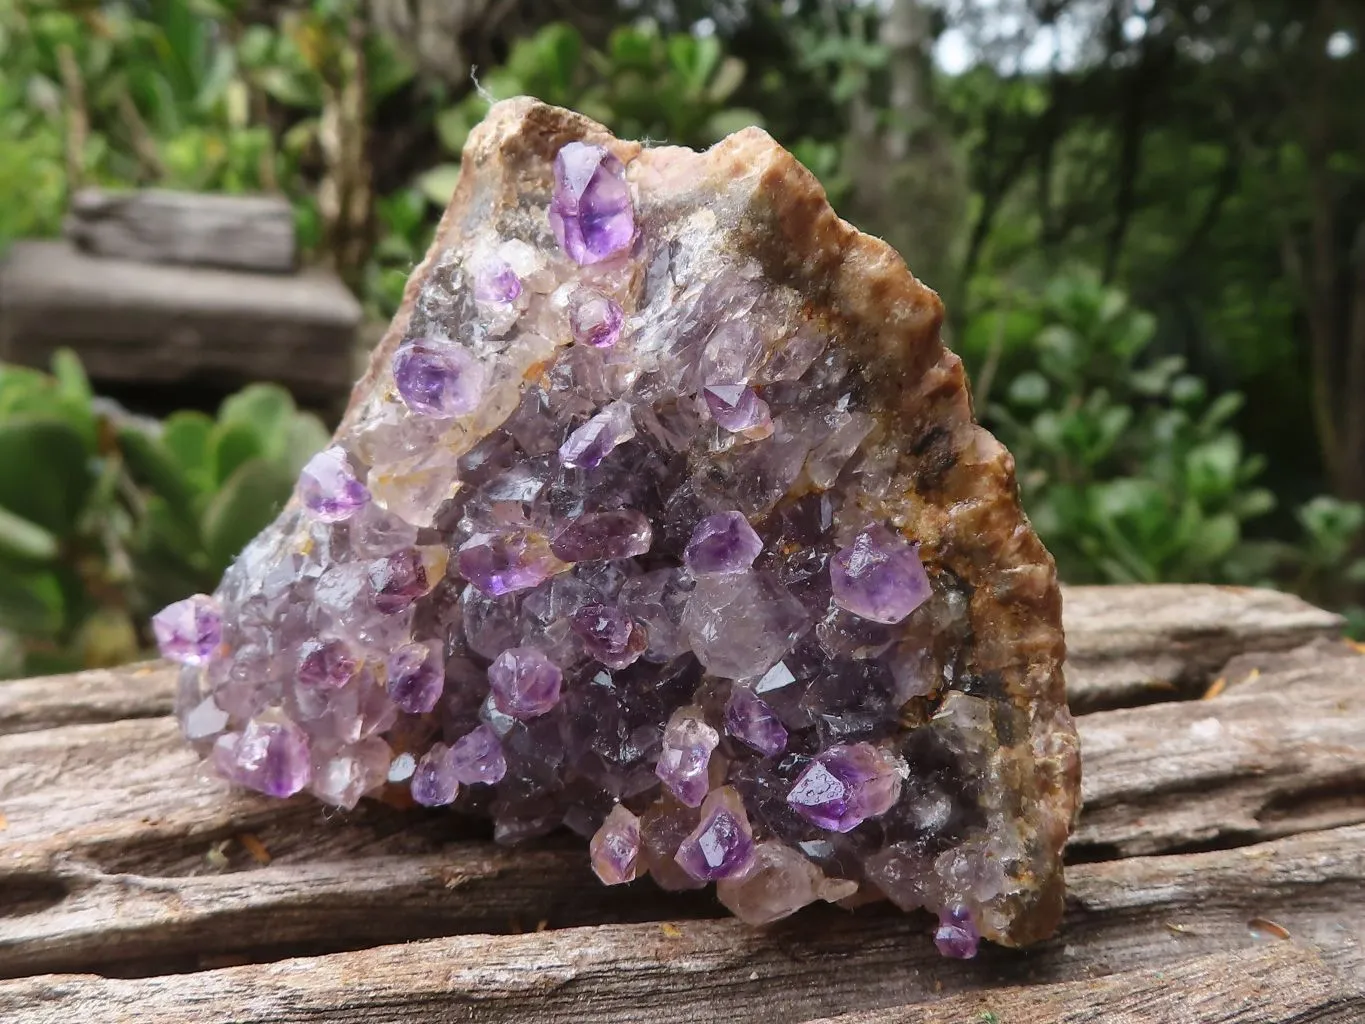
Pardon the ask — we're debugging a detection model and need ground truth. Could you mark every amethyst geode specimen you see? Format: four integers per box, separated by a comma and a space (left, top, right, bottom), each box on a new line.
158, 99, 1080, 953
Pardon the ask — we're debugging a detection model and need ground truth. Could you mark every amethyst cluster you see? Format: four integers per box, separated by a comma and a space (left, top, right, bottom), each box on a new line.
159, 101, 1079, 955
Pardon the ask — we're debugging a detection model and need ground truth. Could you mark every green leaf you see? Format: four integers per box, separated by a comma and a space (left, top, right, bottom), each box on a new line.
0, 567, 65, 636
0, 418, 92, 535
201, 458, 295, 573
0, 505, 59, 562
1006, 371, 1050, 407
161, 411, 215, 486
435, 105, 475, 155
118, 425, 198, 520
417, 164, 462, 207
280, 413, 330, 476
210, 420, 267, 487
704, 107, 764, 141
1190, 513, 1240, 563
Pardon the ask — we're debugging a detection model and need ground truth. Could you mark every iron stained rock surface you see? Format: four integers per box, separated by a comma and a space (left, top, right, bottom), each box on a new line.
158, 98, 1080, 953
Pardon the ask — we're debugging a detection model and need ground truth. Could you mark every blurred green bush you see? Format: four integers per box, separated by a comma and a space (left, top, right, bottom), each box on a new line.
0, 353, 326, 678
0, 3, 1361, 675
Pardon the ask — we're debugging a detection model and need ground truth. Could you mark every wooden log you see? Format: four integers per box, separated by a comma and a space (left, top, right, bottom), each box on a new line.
1, 585, 1342, 736
65, 189, 297, 274
0, 240, 361, 402
1, 826, 1361, 1023
1059, 584, 1342, 713
797, 942, 1365, 1024
1, 647, 1362, 977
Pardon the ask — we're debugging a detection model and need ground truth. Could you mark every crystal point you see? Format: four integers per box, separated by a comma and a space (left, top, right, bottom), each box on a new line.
152, 594, 222, 665
550, 142, 635, 265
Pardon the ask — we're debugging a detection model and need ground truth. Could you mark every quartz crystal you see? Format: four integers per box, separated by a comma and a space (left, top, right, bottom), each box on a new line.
166, 99, 1079, 955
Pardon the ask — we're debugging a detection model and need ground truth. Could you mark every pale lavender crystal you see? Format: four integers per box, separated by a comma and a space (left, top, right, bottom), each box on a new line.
152, 593, 222, 665
298, 637, 359, 690
724, 687, 788, 757
681, 571, 809, 680
411, 742, 460, 806
590, 804, 641, 885
473, 256, 522, 304
558, 400, 635, 469
675, 787, 756, 882
569, 289, 624, 348
299, 447, 369, 522
684, 511, 762, 575
703, 385, 772, 433
488, 646, 562, 719
457, 529, 564, 596
393, 340, 485, 418
449, 724, 507, 784
655, 706, 719, 807
934, 905, 980, 959
550, 509, 652, 562
549, 141, 634, 265
211, 719, 311, 798
830, 525, 932, 624
368, 548, 441, 614
571, 603, 647, 669
311, 737, 391, 810
385, 641, 444, 713
787, 742, 903, 833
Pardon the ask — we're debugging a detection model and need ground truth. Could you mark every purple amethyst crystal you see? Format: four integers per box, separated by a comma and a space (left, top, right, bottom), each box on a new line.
385, 642, 444, 713
449, 724, 507, 784
211, 719, 311, 798
152, 594, 222, 665
558, 400, 635, 469
571, 603, 647, 669
411, 743, 460, 806
787, 742, 903, 832
299, 447, 369, 522
368, 548, 444, 613
473, 256, 522, 304
829, 525, 932, 624
457, 530, 565, 596
675, 787, 756, 881
550, 510, 652, 562
549, 142, 634, 265
934, 905, 980, 959
298, 637, 360, 690
724, 687, 788, 757
392, 341, 485, 418
590, 804, 641, 885
655, 707, 719, 808
569, 289, 624, 348
684, 511, 763, 575
703, 385, 772, 434
488, 646, 562, 719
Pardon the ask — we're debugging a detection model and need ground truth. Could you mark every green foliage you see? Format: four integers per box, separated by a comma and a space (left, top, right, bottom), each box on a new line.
981, 271, 1365, 623
0, 355, 326, 678
982, 271, 1280, 585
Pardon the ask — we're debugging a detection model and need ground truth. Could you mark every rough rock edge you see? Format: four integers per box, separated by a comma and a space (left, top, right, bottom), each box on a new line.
341, 97, 1080, 946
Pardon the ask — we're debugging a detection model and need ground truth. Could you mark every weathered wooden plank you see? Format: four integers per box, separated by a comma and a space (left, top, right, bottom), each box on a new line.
1, 651, 1362, 977
65, 189, 296, 274
1072, 665, 1365, 857
1060, 584, 1342, 712
0, 663, 172, 735
0, 240, 361, 401
798, 942, 1365, 1024
2, 825, 1361, 1023
0, 585, 1342, 736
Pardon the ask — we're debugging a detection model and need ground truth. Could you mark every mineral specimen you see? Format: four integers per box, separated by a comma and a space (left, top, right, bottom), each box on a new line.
162, 98, 1080, 953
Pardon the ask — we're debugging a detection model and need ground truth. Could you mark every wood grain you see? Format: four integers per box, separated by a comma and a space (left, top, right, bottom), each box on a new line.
799, 942, 1365, 1024
1, 650, 1362, 978
65, 189, 296, 274
1059, 584, 1342, 712
1, 825, 1361, 1023
0, 240, 360, 401
0, 585, 1342, 736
